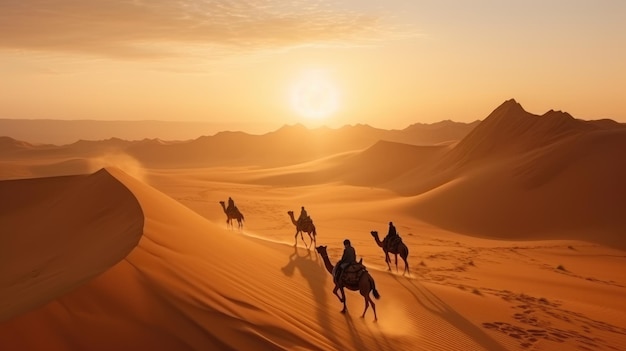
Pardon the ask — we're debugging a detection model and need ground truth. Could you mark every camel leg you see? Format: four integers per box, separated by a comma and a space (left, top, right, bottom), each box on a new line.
403, 256, 410, 276
332, 285, 344, 303
361, 294, 370, 319
384, 252, 392, 271
296, 231, 305, 247
362, 294, 377, 321
339, 287, 347, 313
294, 231, 300, 246
394, 254, 399, 273
369, 294, 378, 321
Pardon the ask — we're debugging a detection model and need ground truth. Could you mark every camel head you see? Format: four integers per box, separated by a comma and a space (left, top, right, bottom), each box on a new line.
315, 245, 327, 256
219, 201, 225, 206
287, 210, 294, 216
370, 231, 379, 238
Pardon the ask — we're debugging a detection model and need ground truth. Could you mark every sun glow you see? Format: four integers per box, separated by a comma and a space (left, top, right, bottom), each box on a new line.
290, 70, 339, 121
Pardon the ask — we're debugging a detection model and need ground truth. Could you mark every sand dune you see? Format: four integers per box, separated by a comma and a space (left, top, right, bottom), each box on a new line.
207, 100, 626, 249
404, 101, 626, 249
0, 169, 143, 322
2, 168, 501, 350
442, 99, 617, 167
1, 167, 624, 350
1, 100, 625, 350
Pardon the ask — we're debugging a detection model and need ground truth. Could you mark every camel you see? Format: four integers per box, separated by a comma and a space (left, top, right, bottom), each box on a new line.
315, 245, 380, 321
287, 210, 317, 248
370, 230, 410, 276
219, 201, 244, 230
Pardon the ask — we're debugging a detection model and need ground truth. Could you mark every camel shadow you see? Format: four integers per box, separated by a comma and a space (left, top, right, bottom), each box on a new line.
393, 275, 508, 351
281, 245, 342, 344
342, 310, 369, 350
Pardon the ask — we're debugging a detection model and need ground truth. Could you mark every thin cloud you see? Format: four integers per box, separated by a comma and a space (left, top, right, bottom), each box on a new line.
0, 0, 400, 59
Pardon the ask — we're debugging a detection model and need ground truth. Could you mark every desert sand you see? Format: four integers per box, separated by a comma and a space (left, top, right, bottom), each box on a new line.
1, 100, 625, 351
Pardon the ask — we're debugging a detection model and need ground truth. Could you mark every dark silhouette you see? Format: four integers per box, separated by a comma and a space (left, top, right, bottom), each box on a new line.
332, 239, 357, 283
315, 245, 380, 321
297, 206, 310, 227
219, 200, 244, 230
371, 230, 410, 276
227, 197, 235, 213
386, 221, 397, 239
287, 210, 317, 248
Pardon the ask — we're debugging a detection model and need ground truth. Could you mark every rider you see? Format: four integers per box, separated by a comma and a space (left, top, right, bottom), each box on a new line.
385, 221, 397, 240
226, 197, 236, 214
384, 221, 400, 250
333, 239, 357, 283
297, 206, 309, 226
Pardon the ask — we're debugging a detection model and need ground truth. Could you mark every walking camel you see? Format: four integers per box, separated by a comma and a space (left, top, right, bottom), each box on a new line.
315, 245, 380, 321
370, 230, 410, 276
219, 201, 244, 230
287, 210, 317, 248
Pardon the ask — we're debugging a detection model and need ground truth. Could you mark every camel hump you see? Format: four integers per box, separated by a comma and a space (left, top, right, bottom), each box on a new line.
345, 262, 366, 273
227, 206, 241, 217
298, 216, 313, 226
384, 235, 403, 251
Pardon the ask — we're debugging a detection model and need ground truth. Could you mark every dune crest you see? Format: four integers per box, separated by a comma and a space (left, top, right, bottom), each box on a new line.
0, 169, 144, 322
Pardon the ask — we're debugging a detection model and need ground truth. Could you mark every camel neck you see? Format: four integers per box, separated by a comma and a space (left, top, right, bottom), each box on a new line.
319, 253, 334, 275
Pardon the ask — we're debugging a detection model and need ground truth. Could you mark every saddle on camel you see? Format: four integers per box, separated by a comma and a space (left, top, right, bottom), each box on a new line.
333, 239, 366, 287
334, 258, 367, 287
383, 234, 404, 253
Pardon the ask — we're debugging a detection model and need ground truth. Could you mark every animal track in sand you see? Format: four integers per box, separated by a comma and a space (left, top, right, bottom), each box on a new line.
482, 291, 626, 350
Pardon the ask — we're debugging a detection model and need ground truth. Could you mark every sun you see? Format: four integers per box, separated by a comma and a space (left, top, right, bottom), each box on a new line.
290, 70, 339, 121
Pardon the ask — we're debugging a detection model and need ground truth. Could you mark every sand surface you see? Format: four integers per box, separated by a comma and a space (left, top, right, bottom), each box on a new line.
1, 100, 625, 350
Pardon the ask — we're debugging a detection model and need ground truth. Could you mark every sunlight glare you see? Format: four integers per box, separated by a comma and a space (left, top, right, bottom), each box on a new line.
290, 70, 339, 121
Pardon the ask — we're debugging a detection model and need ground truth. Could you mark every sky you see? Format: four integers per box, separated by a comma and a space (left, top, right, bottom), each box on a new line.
1, 0, 625, 133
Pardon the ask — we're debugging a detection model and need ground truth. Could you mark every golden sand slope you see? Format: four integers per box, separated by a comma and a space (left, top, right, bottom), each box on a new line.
0, 169, 143, 322
1, 167, 625, 351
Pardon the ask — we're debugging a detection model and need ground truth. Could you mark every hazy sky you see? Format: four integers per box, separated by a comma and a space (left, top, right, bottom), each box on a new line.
1, 0, 625, 132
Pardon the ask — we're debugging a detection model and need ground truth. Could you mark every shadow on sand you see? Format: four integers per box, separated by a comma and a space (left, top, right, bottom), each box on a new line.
281, 245, 342, 346
393, 275, 508, 351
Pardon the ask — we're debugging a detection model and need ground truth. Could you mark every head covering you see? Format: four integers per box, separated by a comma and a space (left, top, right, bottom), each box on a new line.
343, 239, 351, 246
389, 221, 393, 225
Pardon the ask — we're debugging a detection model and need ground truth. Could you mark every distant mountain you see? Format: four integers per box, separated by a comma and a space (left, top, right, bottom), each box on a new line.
0, 118, 478, 146
0, 119, 244, 145
0, 121, 477, 168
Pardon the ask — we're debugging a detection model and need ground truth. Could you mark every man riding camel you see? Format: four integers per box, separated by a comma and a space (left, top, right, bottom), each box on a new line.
297, 206, 310, 226
386, 221, 397, 240
384, 221, 402, 251
333, 239, 357, 283
226, 197, 236, 215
